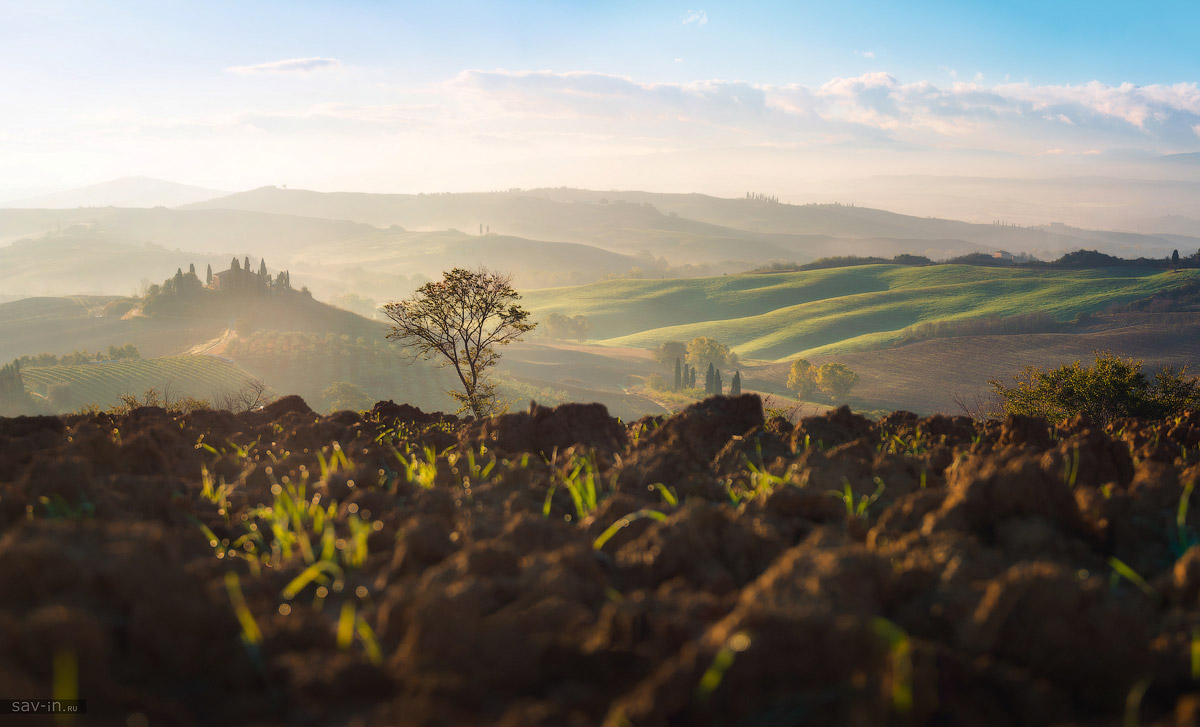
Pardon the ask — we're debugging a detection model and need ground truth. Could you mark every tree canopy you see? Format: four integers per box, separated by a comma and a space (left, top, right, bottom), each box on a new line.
786, 359, 817, 400
382, 268, 534, 417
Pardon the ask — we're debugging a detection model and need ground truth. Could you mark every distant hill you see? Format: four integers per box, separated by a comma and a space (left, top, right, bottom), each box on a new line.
5, 176, 226, 209
0, 206, 661, 299
523, 264, 1200, 361
0, 295, 225, 372
184, 186, 1189, 262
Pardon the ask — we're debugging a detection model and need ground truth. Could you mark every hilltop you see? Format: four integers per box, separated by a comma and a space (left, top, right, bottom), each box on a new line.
3, 176, 226, 209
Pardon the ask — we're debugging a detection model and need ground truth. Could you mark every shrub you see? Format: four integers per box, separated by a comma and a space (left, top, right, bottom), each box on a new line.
989, 353, 1200, 424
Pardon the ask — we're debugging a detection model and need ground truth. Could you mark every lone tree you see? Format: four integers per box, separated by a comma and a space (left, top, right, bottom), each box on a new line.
383, 268, 535, 417
786, 358, 818, 400
816, 363, 860, 402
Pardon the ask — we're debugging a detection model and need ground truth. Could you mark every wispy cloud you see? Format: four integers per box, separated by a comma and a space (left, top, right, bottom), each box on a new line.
447, 69, 1200, 152
682, 9, 707, 25
226, 57, 342, 74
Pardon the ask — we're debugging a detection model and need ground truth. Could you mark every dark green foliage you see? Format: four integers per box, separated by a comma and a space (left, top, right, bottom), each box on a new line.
655, 341, 687, 369
891, 253, 934, 266
731, 370, 741, 396
705, 362, 715, 395
674, 357, 682, 391
142, 270, 205, 316
990, 353, 1200, 425
714, 368, 722, 396
689, 365, 696, 388
15, 344, 140, 369
0, 360, 31, 415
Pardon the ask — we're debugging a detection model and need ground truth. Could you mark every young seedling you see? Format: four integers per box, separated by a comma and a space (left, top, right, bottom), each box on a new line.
1108, 557, 1157, 600
1176, 479, 1198, 556
831, 477, 886, 520
694, 631, 752, 703
871, 618, 914, 714
593, 509, 668, 550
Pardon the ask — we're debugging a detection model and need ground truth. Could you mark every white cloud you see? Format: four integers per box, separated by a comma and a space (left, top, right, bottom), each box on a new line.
857, 50, 876, 60
226, 57, 342, 74
443, 69, 1200, 154
683, 10, 707, 25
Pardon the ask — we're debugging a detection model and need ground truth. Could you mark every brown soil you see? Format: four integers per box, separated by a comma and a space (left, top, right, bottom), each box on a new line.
2, 396, 1200, 725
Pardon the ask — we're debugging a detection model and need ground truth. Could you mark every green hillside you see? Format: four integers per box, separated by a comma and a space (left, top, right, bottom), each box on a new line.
523, 265, 1200, 361
22, 355, 256, 411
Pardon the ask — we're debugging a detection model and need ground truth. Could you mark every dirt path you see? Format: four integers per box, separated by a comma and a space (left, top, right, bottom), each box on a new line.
186, 327, 236, 356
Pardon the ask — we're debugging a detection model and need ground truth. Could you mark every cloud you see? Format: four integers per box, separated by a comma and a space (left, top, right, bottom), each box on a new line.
226, 57, 342, 74
444, 69, 1200, 154
682, 10, 707, 25
857, 50, 876, 60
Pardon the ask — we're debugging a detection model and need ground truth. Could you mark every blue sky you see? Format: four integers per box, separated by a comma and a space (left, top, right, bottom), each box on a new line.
2, 0, 1199, 195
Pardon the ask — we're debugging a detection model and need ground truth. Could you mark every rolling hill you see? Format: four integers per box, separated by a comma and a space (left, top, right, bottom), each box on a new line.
183, 186, 1194, 262
21, 355, 256, 411
0, 206, 661, 299
5, 176, 226, 209
522, 264, 1200, 360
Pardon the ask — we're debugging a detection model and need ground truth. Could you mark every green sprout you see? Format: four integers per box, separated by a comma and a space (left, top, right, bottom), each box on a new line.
593, 509, 668, 550
831, 476, 886, 520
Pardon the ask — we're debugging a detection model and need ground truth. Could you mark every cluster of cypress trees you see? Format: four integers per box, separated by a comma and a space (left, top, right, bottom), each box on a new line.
672, 356, 742, 396
673, 358, 699, 390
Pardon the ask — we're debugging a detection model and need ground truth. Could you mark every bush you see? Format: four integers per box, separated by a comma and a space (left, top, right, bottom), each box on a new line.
989, 353, 1200, 425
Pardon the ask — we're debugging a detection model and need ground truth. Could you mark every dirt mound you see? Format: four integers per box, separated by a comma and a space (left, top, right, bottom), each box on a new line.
2, 395, 1199, 725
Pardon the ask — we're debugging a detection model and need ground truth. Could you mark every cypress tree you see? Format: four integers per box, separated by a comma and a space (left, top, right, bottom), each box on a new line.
232, 257, 240, 271
188, 263, 196, 276
244, 256, 250, 272
731, 371, 742, 396
259, 259, 268, 277
705, 363, 715, 395
206, 264, 213, 285
689, 365, 696, 388
674, 358, 682, 391
714, 369, 722, 396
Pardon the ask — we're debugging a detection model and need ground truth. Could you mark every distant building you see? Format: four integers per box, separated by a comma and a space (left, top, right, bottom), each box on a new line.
993, 250, 1014, 261
210, 269, 236, 290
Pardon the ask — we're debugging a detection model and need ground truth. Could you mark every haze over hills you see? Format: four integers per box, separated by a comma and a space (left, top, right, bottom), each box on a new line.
186, 186, 1195, 261
4, 176, 226, 209
4, 185, 1197, 303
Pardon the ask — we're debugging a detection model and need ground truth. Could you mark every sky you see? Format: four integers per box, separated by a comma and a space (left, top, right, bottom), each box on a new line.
3, 0, 1200, 198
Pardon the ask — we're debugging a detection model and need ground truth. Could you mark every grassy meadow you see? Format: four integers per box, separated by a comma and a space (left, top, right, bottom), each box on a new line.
523, 264, 1200, 360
